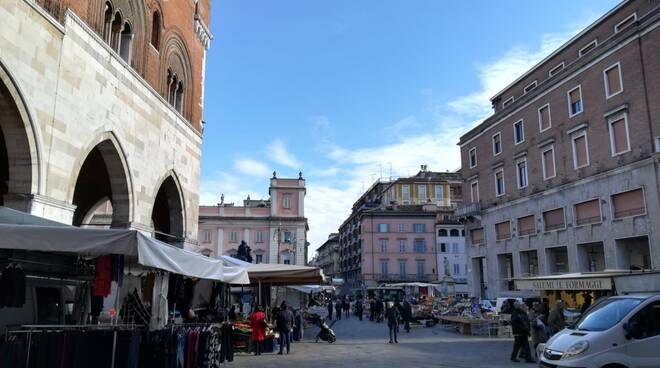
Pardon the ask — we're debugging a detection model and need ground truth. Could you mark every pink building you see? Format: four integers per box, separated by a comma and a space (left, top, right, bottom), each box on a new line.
198, 173, 308, 265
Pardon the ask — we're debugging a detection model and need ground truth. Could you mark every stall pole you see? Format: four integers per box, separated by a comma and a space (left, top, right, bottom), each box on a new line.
240, 285, 244, 313
111, 330, 118, 368
258, 280, 262, 307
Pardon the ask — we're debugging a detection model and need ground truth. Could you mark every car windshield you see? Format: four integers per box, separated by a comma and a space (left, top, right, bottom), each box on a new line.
575, 298, 642, 332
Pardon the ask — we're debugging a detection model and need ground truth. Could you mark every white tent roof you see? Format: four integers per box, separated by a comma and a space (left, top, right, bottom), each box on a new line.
221, 256, 324, 285
0, 207, 249, 284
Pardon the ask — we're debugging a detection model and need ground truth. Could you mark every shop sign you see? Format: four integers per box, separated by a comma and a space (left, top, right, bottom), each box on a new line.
516, 277, 612, 291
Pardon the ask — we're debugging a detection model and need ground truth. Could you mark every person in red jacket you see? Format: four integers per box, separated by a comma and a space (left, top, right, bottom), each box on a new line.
250, 306, 268, 355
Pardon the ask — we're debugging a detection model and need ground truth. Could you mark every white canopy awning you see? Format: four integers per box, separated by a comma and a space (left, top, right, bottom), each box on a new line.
0, 207, 249, 283
221, 256, 324, 285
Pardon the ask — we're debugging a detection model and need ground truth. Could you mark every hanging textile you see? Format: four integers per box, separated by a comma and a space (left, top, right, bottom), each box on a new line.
220, 323, 234, 363
112, 254, 125, 287
0, 263, 26, 308
150, 273, 169, 330
93, 255, 112, 297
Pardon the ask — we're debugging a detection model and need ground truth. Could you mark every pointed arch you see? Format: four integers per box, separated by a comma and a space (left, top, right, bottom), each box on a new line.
151, 169, 186, 247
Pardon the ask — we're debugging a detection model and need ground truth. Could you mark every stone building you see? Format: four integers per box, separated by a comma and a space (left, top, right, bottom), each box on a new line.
457, 0, 660, 299
0, 0, 212, 248
197, 173, 309, 265
315, 233, 340, 280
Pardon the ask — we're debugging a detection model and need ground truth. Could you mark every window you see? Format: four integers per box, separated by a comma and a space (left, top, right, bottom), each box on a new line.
378, 223, 389, 233
438, 229, 448, 237
628, 301, 660, 339
568, 86, 583, 117
282, 193, 292, 209
579, 39, 597, 57
492, 132, 502, 155
604, 63, 623, 98
166, 69, 185, 114
569, 130, 589, 169
574, 199, 602, 226
538, 104, 551, 132
283, 254, 291, 265
203, 230, 211, 243
380, 261, 388, 276
102, 2, 113, 43
494, 169, 505, 196
450, 229, 459, 237
413, 239, 426, 253
549, 62, 564, 77
284, 231, 292, 243
518, 215, 535, 236
523, 81, 537, 94
495, 221, 511, 241
151, 11, 161, 49
502, 96, 514, 108
614, 13, 637, 33
110, 11, 122, 52
542, 146, 556, 180
543, 208, 566, 231
435, 184, 444, 206
399, 261, 406, 277
451, 243, 458, 253
174, 81, 184, 113
399, 239, 406, 253
256, 231, 264, 243
440, 243, 446, 252
608, 112, 630, 156
516, 159, 528, 189
413, 224, 426, 233
416, 261, 425, 278
229, 231, 238, 243
402, 185, 410, 203
471, 228, 484, 245
469, 148, 477, 168
119, 22, 133, 63
453, 264, 460, 275
398, 224, 405, 233
418, 185, 427, 203
255, 254, 263, 264
380, 239, 388, 252
611, 188, 645, 219
513, 120, 525, 144
470, 180, 479, 203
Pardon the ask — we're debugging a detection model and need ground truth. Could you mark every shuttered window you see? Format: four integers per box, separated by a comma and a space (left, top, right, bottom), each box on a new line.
518, 215, 535, 236
575, 199, 601, 225
542, 147, 556, 179
495, 221, 511, 240
609, 115, 630, 155
612, 188, 645, 219
470, 181, 479, 202
471, 228, 484, 245
539, 104, 551, 131
572, 133, 589, 168
568, 87, 583, 116
543, 208, 565, 231
604, 64, 622, 97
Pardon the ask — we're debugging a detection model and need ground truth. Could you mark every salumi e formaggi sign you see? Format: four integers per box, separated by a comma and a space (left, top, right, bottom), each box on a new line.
515, 277, 613, 291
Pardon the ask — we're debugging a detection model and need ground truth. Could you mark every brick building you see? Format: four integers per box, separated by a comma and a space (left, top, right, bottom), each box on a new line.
197, 173, 309, 265
338, 168, 463, 293
0, 0, 212, 248
314, 233, 340, 280
457, 0, 660, 299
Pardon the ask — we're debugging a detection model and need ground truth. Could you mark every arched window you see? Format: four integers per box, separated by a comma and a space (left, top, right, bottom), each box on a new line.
110, 11, 123, 52
450, 229, 460, 237
175, 81, 184, 113
102, 2, 113, 43
151, 11, 161, 49
119, 22, 133, 63
438, 229, 448, 237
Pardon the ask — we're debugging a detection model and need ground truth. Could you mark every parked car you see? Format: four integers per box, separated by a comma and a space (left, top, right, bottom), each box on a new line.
539, 294, 660, 368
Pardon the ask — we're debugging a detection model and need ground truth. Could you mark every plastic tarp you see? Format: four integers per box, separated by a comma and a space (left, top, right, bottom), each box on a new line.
287, 285, 335, 293
0, 208, 249, 283
221, 256, 324, 285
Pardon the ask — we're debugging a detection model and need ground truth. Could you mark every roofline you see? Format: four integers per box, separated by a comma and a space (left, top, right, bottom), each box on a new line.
489, 0, 629, 102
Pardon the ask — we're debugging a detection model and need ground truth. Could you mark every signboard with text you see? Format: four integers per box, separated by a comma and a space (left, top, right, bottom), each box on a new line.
516, 277, 612, 291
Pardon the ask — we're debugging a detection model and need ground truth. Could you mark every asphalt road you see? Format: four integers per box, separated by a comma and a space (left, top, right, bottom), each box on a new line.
232, 315, 538, 368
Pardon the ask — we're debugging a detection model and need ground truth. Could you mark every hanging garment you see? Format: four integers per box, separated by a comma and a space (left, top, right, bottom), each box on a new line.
111, 255, 125, 287
150, 273, 170, 330
0, 264, 26, 308
93, 256, 112, 297
143, 273, 155, 303
219, 323, 234, 363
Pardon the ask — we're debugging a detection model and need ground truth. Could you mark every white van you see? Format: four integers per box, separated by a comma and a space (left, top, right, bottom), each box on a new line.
539, 294, 660, 368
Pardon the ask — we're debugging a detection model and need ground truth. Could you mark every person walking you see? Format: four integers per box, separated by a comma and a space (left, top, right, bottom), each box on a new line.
335, 299, 342, 321
356, 300, 364, 321
249, 306, 267, 356
510, 303, 534, 363
402, 300, 412, 333
528, 305, 547, 360
327, 299, 333, 320
369, 299, 375, 321
385, 302, 400, 343
547, 300, 566, 336
343, 298, 350, 319
276, 302, 294, 355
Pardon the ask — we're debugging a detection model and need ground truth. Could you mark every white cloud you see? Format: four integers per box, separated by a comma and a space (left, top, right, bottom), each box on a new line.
266, 139, 301, 168
234, 158, 271, 177
199, 171, 265, 206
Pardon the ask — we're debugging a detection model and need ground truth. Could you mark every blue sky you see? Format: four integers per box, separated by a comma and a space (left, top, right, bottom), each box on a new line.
200, 0, 620, 257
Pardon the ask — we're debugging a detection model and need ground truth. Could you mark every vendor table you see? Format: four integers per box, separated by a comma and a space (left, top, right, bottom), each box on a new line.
440, 316, 498, 336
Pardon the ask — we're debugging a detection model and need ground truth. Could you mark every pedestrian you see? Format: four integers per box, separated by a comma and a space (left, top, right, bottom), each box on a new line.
528, 305, 547, 359
228, 305, 237, 321
327, 299, 333, 320
402, 300, 412, 333
356, 300, 364, 321
547, 300, 566, 336
385, 302, 400, 343
249, 306, 267, 356
510, 303, 533, 363
580, 293, 592, 314
276, 302, 293, 355
335, 299, 342, 321
343, 298, 350, 319
369, 299, 375, 321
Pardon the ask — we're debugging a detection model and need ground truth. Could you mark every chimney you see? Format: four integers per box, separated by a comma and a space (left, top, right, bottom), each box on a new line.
420, 164, 427, 172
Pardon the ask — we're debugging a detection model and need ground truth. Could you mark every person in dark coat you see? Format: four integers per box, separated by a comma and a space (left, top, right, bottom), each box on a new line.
510, 303, 533, 363
335, 299, 342, 320
277, 302, 294, 355
343, 298, 350, 319
547, 300, 566, 335
369, 299, 376, 321
356, 300, 364, 321
385, 302, 400, 343
327, 299, 333, 320
402, 300, 413, 333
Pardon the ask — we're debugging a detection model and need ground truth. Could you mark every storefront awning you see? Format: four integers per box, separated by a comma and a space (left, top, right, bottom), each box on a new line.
0, 207, 249, 283
221, 256, 324, 285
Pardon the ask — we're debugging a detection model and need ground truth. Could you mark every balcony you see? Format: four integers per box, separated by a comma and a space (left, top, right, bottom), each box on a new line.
455, 202, 481, 219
